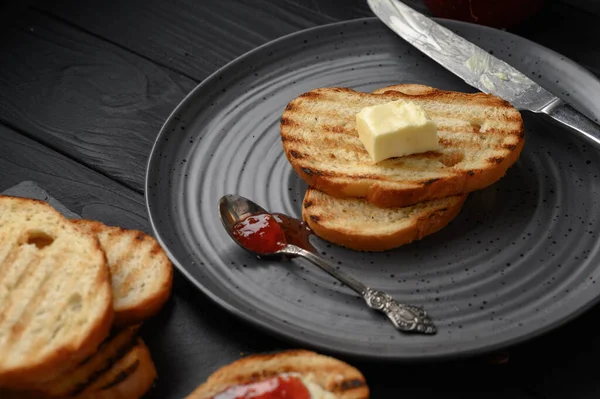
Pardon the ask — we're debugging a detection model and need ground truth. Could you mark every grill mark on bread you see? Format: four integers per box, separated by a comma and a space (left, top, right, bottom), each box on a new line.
117, 256, 144, 299
108, 233, 134, 278
337, 378, 367, 391
0, 253, 41, 327
422, 178, 440, 186
299, 91, 323, 99
99, 359, 140, 390
290, 150, 303, 159
280, 117, 296, 127
9, 261, 64, 349
0, 244, 21, 285
322, 124, 352, 135
309, 215, 320, 222
488, 156, 505, 164
280, 135, 306, 144
304, 201, 313, 208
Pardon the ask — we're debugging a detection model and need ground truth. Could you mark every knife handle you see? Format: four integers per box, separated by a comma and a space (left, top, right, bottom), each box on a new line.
543, 100, 600, 148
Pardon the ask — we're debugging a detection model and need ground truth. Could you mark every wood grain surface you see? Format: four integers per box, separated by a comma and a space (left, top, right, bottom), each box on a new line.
0, 11, 196, 192
35, 0, 429, 81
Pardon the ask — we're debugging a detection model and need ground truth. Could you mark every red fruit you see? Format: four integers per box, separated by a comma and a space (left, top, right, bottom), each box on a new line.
423, 0, 545, 29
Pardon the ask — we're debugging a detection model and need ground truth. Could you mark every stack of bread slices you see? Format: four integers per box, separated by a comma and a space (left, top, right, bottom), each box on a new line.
281, 84, 525, 251
0, 196, 173, 398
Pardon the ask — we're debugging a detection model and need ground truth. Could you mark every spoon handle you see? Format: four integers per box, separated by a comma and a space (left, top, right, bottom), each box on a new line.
282, 245, 437, 334
284, 245, 366, 294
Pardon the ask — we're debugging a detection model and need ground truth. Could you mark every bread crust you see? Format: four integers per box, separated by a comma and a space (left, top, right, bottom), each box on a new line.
303, 189, 467, 252
185, 350, 369, 399
71, 219, 173, 326
73, 338, 157, 399
0, 196, 114, 387
29, 324, 141, 397
281, 85, 524, 208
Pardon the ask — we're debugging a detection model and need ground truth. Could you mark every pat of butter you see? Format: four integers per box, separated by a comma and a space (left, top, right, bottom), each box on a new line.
356, 100, 438, 163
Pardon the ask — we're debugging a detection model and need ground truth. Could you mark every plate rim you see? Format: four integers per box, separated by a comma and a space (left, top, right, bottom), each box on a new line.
145, 16, 600, 361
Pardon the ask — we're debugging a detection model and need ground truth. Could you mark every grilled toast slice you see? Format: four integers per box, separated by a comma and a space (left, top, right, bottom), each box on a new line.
0, 335, 156, 399
281, 85, 524, 208
73, 338, 157, 399
0, 196, 113, 386
303, 188, 466, 251
30, 325, 141, 397
72, 220, 173, 326
185, 350, 369, 399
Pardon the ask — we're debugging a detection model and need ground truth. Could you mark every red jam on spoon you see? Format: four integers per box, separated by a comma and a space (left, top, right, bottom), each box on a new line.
213, 375, 311, 399
232, 213, 287, 254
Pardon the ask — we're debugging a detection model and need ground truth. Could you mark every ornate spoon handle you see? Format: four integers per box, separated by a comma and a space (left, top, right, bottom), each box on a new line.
362, 287, 436, 334
280, 245, 436, 335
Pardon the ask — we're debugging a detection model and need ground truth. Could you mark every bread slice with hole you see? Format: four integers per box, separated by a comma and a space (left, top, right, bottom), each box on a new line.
0, 196, 113, 386
281, 83, 524, 208
303, 188, 466, 251
71, 220, 173, 326
185, 349, 369, 399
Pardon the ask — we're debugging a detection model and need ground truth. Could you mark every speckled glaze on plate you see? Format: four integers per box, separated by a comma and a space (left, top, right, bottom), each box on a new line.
145, 17, 600, 360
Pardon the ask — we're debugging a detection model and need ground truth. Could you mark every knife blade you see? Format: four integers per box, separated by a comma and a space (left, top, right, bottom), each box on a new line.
367, 0, 600, 148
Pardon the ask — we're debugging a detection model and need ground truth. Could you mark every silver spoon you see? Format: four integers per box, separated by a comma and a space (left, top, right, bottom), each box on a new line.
218, 194, 436, 335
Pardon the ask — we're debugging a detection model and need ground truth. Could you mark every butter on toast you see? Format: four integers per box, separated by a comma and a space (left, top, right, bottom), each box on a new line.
303, 188, 466, 252
281, 84, 524, 208
185, 350, 368, 399
0, 196, 113, 386
72, 220, 173, 326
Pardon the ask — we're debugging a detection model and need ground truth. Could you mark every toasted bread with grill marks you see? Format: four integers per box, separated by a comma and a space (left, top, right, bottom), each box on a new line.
303, 188, 466, 251
0, 335, 156, 399
30, 324, 141, 397
0, 196, 113, 387
73, 338, 157, 399
185, 350, 369, 399
281, 84, 524, 208
71, 220, 173, 327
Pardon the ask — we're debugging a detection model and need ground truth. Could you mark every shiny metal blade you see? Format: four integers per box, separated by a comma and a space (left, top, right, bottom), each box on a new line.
367, 0, 557, 112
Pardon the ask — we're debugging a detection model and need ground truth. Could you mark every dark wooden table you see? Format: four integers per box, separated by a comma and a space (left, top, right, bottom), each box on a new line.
1, 0, 600, 397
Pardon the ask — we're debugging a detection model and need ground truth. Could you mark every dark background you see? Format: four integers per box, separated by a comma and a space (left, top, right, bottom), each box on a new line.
1, 0, 599, 398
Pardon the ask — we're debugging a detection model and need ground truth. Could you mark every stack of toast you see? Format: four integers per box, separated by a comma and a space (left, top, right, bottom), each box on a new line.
0, 196, 173, 398
281, 83, 524, 251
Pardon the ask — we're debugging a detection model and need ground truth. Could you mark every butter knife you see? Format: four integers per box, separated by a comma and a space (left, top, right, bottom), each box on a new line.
367, 0, 600, 147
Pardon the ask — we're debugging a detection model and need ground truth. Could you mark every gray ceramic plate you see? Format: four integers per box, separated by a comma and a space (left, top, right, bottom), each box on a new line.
146, 17, 600, 360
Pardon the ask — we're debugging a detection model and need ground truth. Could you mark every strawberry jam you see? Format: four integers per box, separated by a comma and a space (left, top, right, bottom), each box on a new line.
232, 213, 287, 254
213, 375, 311, 399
